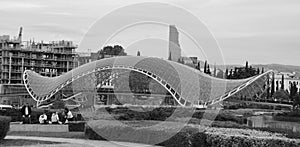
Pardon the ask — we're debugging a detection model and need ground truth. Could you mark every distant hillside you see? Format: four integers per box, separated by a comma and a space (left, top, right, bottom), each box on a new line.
196, 60, 300, 77
217, 63, 300, 77
252, 64, 300, 77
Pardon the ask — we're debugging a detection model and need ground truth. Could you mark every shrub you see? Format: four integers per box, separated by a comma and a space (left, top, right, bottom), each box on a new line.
85, 120, 300, 147
0, 116, 11, 140
68, 122, 85, 132
50, 100, 66, 109
0, 109, 22, 122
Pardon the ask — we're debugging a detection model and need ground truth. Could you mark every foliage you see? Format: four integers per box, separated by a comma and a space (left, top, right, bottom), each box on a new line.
68, 122, 85, 132
289, 82, 300, 108
85, 119, 300, 147
273, 89, 290, 101
281, 75, 285, 90
0, 109, 22, 122
226, 61, 259, 79
97, 45, 127, 59
204, 60, 207, 73
105, 106, 176, 121
50, 100, 66, 109
98, 106, 247, 125
0, 116, 11, 140
290, 82, 298, 99
292, 94, 300, 108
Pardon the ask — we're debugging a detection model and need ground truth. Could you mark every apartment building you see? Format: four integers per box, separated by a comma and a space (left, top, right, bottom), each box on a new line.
0, 28, 77, 106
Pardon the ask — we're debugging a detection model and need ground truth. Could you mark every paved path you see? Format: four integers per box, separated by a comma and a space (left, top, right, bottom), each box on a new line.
5, 135, 159, 147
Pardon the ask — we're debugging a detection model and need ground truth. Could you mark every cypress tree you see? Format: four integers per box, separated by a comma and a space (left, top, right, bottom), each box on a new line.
229, 69, 233, 79
245, 61, 249, 69
281, 75, 284, 90
207, 64, 211, 75
213, 64, 217, 77
267, 75, 270, 99
233, 68, 237, 79
289, 82, 298, 101
262, 67, 264, 74
168, 52, 172, 61
271, 72, 275, 96
257, 68, 260, 75
225, 68, 229, 79
177, 58, 182, 63
204, 61, 207, 73
196, 62, 201, 71
137, 51, 141, 56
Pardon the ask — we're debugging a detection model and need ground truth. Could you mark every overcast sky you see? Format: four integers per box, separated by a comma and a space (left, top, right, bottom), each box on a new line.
0, 0, 299, 66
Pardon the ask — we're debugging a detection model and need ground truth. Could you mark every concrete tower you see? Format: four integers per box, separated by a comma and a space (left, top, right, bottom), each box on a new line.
168, 25, 181, 62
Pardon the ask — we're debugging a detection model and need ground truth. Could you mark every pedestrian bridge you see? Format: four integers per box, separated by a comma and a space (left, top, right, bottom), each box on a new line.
23, 56, 272, 108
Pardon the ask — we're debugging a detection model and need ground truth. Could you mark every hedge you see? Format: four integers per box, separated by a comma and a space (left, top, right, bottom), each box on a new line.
86, 106, 247, 126
0, 109, 22, 122
0, 116, 11, 140
85, 120, 300, 147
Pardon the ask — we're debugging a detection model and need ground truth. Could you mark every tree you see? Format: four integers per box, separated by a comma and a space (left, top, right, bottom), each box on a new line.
196, 62, 201, 70
245, 61, 249, 69
266, 75, 270, 99
271, 72, 275, 96
207, 64, 211, 75
281, 75, 284, 90
204, 61, 207, 74
290, 82, 298, 101
225, 68, 229, 79
293, 94, 300, 109
273, 89, 290, 101
233, 68, 238, 79
276, 81, 279, 91
98, 45, 127, 59
137, 51, 141, 56
262, 67, 265, 74
168, 52, 172, 61
229, 69, 233, 79
257, 68, 260, 75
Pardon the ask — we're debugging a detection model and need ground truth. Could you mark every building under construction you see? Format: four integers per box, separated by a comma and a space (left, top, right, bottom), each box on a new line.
0, 28, 77, 106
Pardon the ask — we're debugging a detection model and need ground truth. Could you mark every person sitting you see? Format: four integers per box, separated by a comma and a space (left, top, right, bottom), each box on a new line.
64, 108, 73, 124
50, 112, 61, 124
39, 113, 48, 124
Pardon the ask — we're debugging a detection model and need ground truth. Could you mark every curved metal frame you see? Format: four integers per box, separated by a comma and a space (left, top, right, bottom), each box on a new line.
23, 66, 193, 107
206, 70, 273, 106
23, 64, 273, 108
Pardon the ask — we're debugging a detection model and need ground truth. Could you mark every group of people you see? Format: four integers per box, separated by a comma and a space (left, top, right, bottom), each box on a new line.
39, 108, 74, 124
21, 103, 74, 124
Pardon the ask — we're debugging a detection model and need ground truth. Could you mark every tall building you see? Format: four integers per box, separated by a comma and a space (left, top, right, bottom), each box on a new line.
0, 28, 77, 106
168, 25, 181, 62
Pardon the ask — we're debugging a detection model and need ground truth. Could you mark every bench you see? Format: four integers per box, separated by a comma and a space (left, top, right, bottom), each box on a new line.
10, 124, 69, 132
9, 121, 86, 132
